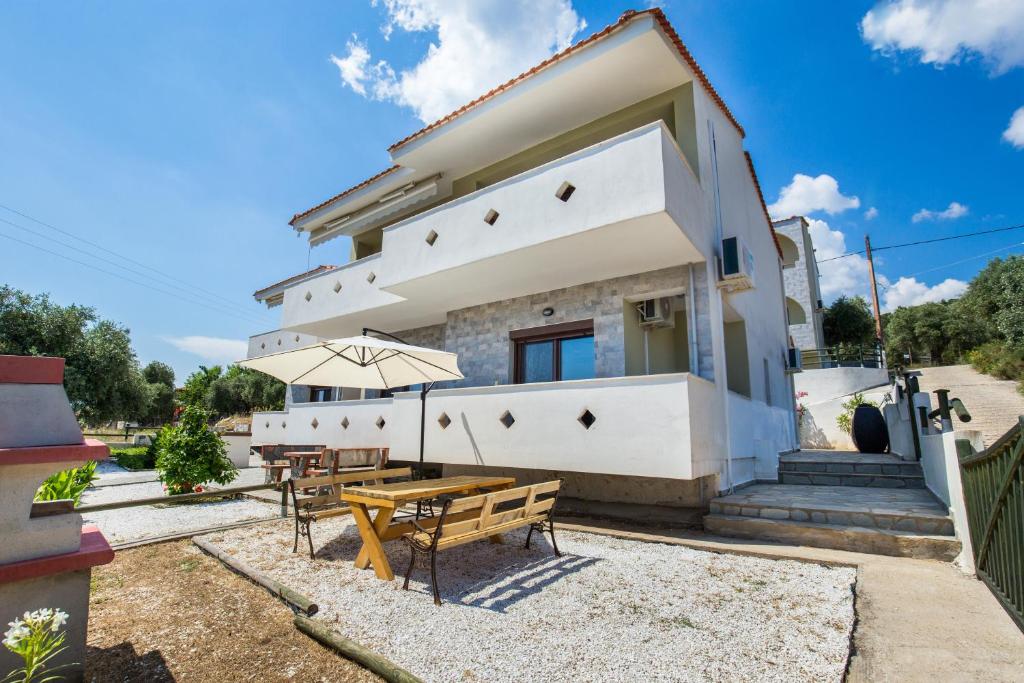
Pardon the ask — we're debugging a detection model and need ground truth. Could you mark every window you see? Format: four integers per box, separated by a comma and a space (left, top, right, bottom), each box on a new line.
511, 320, 595, 384
309, 386, 333, 402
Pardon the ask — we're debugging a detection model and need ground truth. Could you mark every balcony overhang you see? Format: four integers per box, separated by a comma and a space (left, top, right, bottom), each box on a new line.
390, 16, 694, 178
383, 212, 701, 314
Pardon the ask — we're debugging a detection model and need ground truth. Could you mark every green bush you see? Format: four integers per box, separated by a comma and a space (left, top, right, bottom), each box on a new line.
968, 341, 1024, 380
111, 446, 154, 470
836, 392, 878, 435
155, 405, 237, 495
35, 461, 98, 506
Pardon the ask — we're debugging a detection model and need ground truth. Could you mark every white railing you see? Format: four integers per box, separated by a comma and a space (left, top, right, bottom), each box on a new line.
247, 330, 321, 359
272, 122, 708, 334
251, 374, 722, 480
252, 398, 392, 449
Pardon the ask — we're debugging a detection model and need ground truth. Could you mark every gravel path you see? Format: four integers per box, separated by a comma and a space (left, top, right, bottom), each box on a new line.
84, 498, 280, 545
203, 517, 856, 682
916, 364, 1024, 446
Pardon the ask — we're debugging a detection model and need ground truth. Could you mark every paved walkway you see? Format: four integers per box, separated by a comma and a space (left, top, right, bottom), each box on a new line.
557, 519, 1024, 682
715, 484, 949, 520
916, 364, 1024, 446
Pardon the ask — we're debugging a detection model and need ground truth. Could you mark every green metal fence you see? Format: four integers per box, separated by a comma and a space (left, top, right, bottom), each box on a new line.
958, 416, 1024, 632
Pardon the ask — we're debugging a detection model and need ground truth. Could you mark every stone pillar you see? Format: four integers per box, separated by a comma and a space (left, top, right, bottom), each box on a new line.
690, 263, 716, 381
0, 355, 115, 681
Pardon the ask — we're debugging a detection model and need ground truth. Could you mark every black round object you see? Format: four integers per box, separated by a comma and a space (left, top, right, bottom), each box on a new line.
851, 404, 890, 454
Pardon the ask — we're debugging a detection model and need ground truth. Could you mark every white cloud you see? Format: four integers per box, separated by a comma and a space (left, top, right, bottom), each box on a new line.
331, 0, 587, 123
882, 276, 968, 310
1004, 106, 1024, 148
911, 201, 968, 222
165, 336, 248, 365
861, 0, 1024, 74
806, 218, 874, 301
767, 174, 860, 219
864, 206, 879, 220
329, 37, 372, 96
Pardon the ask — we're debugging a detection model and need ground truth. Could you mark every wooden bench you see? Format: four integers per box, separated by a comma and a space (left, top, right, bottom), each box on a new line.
401, 480, 562, 605
288, 466, 412, 559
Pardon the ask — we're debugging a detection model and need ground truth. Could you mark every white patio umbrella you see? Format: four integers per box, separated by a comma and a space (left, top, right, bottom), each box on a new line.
238, 329, 463, 474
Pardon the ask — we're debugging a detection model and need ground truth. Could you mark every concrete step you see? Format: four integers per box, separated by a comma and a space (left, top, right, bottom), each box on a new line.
703, 514, 961, 561
779, 471, 926, 489
779, 451, 925, 489
708, 484, 954, 535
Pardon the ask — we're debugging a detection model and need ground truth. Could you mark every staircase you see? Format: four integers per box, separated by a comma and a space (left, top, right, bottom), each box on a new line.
703, 451, 961, 561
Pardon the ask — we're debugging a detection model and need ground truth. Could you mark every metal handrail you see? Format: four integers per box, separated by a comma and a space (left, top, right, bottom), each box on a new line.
800, 344, 884, 370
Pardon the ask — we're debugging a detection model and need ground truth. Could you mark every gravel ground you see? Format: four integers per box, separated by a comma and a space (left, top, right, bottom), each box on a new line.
83, 498, 280, 545
83, 467, 269, 506
203, 517, 856, 682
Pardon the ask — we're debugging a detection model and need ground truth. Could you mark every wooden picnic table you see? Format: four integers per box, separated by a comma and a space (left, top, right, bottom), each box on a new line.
283, 451, 322, 476
340, 475, 515, 581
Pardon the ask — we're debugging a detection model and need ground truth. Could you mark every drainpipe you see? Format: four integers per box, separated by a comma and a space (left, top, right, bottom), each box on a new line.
705, 121, 734, 492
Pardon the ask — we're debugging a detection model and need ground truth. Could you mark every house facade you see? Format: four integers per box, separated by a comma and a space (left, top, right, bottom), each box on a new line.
247, 9, 798, 507
773, 216, 826, 352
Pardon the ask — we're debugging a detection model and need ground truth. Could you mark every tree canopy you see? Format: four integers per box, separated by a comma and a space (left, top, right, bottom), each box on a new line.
0, 286, 148, 423
180, 364, 285, 417
823, 296, 876, 347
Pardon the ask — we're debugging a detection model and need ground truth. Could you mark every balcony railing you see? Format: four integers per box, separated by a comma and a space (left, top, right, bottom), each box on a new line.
252, 373, 721, 480
274, 122, 707, 337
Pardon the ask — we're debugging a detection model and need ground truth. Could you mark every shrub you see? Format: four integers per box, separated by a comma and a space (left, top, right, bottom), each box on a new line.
111, 446, 154, 470
155, 405, 237, 495
968, 341, 1024, 381
34, 461, 97, 507
836, 392, 878, 435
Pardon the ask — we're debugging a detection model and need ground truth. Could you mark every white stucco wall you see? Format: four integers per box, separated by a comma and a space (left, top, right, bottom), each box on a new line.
795, 367, 892, 449
389, 373, 706, 480
920, 429, 981, 573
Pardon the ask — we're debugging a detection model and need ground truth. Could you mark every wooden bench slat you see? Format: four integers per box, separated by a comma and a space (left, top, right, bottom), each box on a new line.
435, 513, 550, 549
293, 466, 411, 490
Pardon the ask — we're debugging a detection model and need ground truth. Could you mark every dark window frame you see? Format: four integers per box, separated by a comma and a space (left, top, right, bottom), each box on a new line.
308, 386, 333, 402
510, 319, 595, 384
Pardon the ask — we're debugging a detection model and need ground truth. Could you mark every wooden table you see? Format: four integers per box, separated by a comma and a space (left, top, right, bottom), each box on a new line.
283, 451, 322, 476
340, 475, 515, 580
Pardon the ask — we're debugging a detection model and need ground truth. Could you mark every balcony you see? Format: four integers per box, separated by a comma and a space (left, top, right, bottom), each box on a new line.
247, 329, 321, 359
279, 122, 710, 339
251, 373, 723, 480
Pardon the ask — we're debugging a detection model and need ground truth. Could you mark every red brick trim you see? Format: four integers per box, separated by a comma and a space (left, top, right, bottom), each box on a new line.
745, 152, 784, 260
0, 356, 65, 385
289, 166, 402, 226
0, 526, 114, 585
0, 439, 110, 465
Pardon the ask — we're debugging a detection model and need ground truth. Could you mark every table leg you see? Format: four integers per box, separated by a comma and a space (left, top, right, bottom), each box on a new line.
350, 503, 395, 580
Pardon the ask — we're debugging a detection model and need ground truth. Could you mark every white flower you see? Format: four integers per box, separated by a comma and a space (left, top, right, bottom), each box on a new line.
3, 619, 29, 648
51, 610, 68, 631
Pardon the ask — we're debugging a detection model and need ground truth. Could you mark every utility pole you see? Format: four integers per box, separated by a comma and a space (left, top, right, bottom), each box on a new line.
865, 235, 884, 345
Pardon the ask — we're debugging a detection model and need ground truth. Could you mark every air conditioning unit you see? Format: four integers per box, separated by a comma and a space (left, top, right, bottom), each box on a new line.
637, 298, 674, 327
717, 236, 755, 291
786, 347, 803, 374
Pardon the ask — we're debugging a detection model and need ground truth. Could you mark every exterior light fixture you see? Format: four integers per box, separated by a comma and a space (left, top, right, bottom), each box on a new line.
542, 307, 554, 317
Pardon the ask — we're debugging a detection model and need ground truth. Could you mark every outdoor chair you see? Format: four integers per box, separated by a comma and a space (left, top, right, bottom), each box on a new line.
288, 467, 412, 559
402, 480, 562, 605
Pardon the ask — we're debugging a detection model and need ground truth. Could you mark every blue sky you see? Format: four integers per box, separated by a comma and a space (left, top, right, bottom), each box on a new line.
1, 1, 1022, 382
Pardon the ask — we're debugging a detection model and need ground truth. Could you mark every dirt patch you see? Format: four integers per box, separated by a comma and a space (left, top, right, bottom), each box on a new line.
86, 541, 380, 682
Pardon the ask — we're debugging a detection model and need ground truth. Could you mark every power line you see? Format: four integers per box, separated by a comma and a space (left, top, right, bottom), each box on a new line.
0, 203, 273, 317
0, 216, 275, 328
888, 240, 1024, 285
817, 222, 1024, 264
0, 229, 278, 329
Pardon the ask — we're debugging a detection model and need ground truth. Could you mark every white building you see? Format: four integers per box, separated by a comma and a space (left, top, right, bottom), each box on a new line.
247, 8, 799, 508
773, 216, 826, 351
